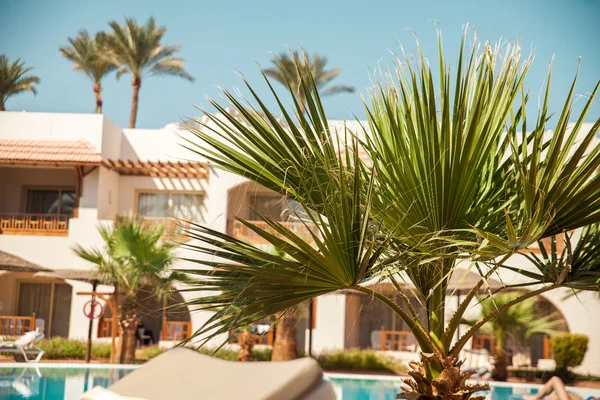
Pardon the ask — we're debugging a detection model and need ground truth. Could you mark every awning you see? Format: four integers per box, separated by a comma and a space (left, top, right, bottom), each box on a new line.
33, 269, 105, 283
0, 140, 103, 166
0, 251, 52, 273
103, 159, 209, 179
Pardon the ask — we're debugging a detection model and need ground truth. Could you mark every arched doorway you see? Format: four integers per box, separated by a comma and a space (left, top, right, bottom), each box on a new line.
528, 295, 569, 365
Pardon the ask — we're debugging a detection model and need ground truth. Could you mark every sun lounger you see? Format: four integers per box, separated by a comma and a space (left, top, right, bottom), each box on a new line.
0, 329, 45, 363
459, 348, 493, 379
80, 347, 336, 400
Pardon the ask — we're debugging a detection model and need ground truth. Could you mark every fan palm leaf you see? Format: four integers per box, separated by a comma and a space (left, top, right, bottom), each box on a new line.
182, 29, 600, 383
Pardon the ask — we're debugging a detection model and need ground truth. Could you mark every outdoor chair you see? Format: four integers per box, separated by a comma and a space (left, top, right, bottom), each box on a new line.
80, 347, 336, 400
0, 328, 45, 363
136, 327, 153, 347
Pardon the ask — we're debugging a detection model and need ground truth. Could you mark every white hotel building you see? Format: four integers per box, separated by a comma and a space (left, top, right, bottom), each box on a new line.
0, 111, 598, 375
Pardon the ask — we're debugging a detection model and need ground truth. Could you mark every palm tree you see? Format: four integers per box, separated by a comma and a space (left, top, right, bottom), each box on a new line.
59, 30, 117, 113
271, 308, 298, 361
264, 51, 354, 114
73, 218, 185, 363
0, 55, 40, 111
467, 294, 558, 381
102, 17, 194, 128
182, 30, 600, 399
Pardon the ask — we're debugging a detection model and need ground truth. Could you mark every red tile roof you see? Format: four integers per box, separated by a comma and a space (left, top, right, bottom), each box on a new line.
0, 139, 103, 165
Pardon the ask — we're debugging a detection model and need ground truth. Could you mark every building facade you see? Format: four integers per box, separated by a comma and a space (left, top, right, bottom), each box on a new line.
0, 112, 598, 375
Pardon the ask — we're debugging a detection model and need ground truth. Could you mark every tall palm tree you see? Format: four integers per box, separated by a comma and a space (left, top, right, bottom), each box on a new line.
467, 294, 558, 381
264, 51, 354, 114
102, 17, 194, 128
182, 31, 600, 399
0, 55, 40, 111
73, 218, 185, 363
59, 30, 116, 113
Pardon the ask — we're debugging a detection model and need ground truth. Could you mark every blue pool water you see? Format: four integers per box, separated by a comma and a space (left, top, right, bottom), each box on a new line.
329, 377, 542, 400
0, 367, 594, 400
0, 366, 134, 400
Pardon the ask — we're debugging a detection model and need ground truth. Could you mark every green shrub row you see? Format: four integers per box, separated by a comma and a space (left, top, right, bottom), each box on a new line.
315, 349, 404, 373
137, 345, 272, 362
38, 337, 112, 360
136, 345, 402, 372
4, 337, 403, 373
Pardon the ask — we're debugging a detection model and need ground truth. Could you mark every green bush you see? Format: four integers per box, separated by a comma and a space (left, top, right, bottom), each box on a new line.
91, 342, 112, 359
136, 345, 165, 361
551, 334, 589, 371
36, 338, 111, 360
314, 348, 404, 373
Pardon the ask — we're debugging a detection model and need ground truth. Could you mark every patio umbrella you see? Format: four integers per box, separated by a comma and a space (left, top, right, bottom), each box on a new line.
0, 251, 52, 273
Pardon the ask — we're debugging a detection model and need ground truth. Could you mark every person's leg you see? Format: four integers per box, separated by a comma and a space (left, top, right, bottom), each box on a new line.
524, 377, 577, 400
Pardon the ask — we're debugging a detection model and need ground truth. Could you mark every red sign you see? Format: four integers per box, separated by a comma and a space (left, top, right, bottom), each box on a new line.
83, 299, 104, 319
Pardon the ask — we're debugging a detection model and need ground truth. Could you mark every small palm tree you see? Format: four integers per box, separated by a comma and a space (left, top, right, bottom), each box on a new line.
102, 17, 194, 128
468, 294, 558, 381
60, 30, 117, 113
264, 51, 354, 114
0, 55, 40, 111
182, 31, 600, 399
73, 218, 185, 363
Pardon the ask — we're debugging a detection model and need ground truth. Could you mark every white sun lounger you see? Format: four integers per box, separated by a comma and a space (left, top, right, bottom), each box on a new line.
459, 348, 493, 379
0, 329, 45, 363
81, 347, 336, 400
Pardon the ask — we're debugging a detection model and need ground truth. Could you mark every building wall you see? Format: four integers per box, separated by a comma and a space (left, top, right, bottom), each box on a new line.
312, 294, 347, 353
0, 112, 105, 152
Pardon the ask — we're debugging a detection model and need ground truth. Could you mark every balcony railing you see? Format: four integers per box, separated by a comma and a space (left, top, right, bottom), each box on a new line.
0, 315, 36, 336
97, 318, 192, 342
378, 330, 417, 352
231, 220, 319, 245
140, 217, 192, 240
0, 213, 71, 236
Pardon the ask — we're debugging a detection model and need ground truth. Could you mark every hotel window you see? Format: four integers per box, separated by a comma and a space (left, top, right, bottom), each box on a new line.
26, 188, 76, 215
249, 195, 283, 221
137, 192, 204, 222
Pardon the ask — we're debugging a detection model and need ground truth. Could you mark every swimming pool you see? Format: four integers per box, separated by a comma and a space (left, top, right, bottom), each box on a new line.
0, 365, 596, 400
0, 364, 136, 400
327, 373, 598, 400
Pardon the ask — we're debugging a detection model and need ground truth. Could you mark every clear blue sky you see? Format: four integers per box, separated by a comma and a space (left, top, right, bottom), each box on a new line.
1, 0, 599, 128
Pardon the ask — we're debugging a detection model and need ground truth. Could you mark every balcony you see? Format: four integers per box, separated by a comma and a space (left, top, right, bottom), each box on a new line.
0, 213, 71, 236
230, 220, 318, 245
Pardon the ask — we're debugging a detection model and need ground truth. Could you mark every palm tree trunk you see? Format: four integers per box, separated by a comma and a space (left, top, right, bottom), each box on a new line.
237, 328, 254, 362
271, 307, 298, 361
118, 295, 138, 363
0, 101, 5, 111
93, 82, 103, 114
492, 334, 509, 381
129, 76, 141, 128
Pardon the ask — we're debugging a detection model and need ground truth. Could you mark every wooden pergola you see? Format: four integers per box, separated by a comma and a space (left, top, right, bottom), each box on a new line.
103, 159, 209, 180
